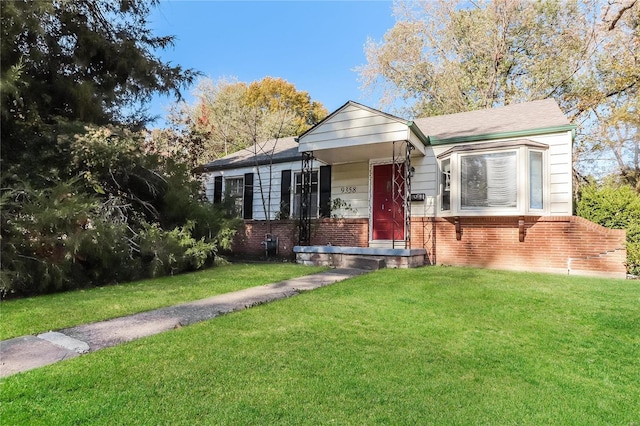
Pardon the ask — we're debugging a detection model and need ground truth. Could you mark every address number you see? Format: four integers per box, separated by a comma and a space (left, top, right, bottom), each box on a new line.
341, 186, 357, 194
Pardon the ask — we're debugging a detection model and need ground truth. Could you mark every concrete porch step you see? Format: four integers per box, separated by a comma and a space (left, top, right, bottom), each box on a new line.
342, 256, 386, 270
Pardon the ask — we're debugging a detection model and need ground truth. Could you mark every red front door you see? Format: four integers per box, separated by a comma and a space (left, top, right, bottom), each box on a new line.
372, 164, 404, 240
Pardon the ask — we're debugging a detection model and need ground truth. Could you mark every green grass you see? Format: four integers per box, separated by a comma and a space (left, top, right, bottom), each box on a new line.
2, 266, 638, 425
0, 263, 326, 340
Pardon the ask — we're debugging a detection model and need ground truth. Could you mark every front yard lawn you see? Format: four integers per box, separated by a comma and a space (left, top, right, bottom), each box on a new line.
0, 263, 326, 340
2, 266, 638, 424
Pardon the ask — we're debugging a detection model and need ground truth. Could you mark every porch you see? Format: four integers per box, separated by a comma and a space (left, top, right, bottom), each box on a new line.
295, 101, 429, 249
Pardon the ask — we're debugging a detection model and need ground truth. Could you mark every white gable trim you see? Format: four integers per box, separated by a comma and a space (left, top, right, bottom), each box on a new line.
297, 101, 427, 163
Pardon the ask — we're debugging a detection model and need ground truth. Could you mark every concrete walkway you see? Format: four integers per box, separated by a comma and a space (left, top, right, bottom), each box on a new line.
0, 268, 369, 378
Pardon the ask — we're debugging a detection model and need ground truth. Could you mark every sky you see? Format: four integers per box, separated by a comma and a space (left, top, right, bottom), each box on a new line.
148, 0, 397, 127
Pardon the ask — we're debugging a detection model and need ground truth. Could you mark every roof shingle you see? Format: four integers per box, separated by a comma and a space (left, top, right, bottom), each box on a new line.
202, 136, 300, 171
413, 99, 571, 142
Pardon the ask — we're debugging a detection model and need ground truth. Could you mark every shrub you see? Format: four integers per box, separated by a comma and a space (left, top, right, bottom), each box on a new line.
577, 183, 640, 275
137, 222, 217, 277
0, 180, 136, 295
0, 179, 232, 296
1, 125, 241, 297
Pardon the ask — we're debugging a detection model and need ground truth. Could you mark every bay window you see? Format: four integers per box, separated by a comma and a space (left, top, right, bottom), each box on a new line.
438, 141, 548, 215
461, 151, 517, 209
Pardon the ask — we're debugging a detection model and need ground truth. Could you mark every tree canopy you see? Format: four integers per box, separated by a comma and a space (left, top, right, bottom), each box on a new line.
1, 0, 200, 183
358, 0, 639, 185
1, 0, 197, 128
155, 76, 328, 165
579, 0, 639, 188
0, 0, 236, 296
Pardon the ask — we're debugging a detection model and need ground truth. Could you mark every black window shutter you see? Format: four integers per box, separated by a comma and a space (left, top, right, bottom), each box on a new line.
319, 165, 332, 218
243, 173, 253, 219
213, 176, 222, 204
280, 169, 291, 219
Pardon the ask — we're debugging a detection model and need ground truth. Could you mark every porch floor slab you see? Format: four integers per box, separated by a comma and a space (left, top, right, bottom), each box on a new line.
293, 246, 426, 269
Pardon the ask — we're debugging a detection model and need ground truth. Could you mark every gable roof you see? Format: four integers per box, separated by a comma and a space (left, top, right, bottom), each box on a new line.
201, 136, 300, 172
200, 99, 574, 172
413, 99, 574, 144
296, 100, 428, 163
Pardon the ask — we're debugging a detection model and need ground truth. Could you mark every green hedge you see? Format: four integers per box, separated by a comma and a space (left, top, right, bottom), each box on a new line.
576, 183, 640, 276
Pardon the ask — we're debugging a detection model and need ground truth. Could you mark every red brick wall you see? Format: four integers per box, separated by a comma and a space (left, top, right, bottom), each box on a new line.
233, 216, 627, 278
232, 220, 298, 257
410, 216, 627, 278
310, 218, 369, 248
233, 218, 368, 258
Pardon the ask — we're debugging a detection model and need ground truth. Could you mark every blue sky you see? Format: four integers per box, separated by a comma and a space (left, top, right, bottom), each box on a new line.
148, 1, 397, 126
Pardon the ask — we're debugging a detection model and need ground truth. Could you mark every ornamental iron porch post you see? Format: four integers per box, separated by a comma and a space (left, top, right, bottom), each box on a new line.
298, 151, 314, 245
392, 141, 414, 249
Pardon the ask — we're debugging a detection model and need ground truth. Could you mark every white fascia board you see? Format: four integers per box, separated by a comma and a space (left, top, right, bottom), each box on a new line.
408, 128, 426, 155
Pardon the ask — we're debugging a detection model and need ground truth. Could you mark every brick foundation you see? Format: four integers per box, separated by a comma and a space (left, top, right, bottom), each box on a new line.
233, 216, 627, 278
410, 216, 627, 279
232, 218, 368, 258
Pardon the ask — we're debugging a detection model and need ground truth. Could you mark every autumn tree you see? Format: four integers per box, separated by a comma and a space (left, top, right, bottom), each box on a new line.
166, 76, 328, 164
358, 0, 601, 117
244, 76, 328, 135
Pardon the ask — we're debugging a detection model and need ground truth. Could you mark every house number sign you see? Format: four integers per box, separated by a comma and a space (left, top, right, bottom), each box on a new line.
340, 186, 357, 194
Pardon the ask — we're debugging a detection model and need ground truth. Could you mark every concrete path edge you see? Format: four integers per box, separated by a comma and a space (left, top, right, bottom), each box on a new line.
0, 268, 368, 378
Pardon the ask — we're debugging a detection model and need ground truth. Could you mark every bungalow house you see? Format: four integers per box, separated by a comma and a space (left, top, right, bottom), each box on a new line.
202, 100, 627, 278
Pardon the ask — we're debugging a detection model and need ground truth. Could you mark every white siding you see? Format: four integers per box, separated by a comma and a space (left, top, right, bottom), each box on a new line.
409, 150, 439, 217
298, 104, 411, 152
205, 160, 305, 220
204, 174, 216, 202
544, 131, 574, 215
331, 162, 369, 218
251, 163, 284, 220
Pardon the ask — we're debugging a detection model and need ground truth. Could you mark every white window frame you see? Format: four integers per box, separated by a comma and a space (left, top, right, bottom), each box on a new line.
292, 170, 319, 219
224, 176, 244, 217
438, 145, 549, 216
528, 149, 546, 212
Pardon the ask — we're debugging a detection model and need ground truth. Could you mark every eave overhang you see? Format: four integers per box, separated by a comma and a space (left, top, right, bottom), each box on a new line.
428, 124, 577, 146
436, 139, 549, 159
201, 154, 303, 173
